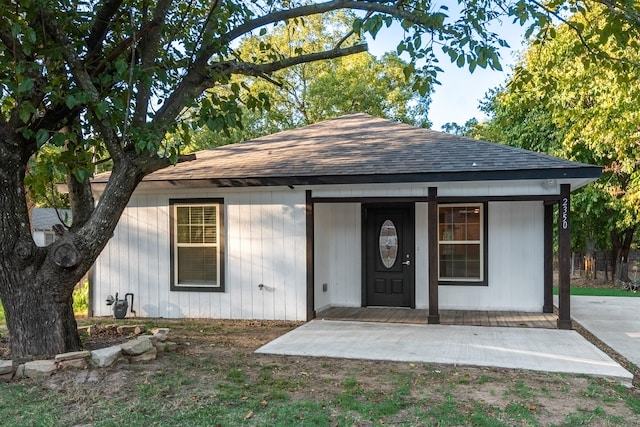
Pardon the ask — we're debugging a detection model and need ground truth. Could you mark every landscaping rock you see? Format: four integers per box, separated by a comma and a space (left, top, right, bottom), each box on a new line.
0, 359, 14, 375
151, 328, 170, 342
120, 336, 153, 356
0, 372, 13, 382
154, 341, 177, 353
58, 358, 88, 370
55, 351, 90, 363
14, 364, 25, 380
91, 346, 122, 368
127, 347, 157, 363
53, 351, 91, 369
24, 360, 57, 379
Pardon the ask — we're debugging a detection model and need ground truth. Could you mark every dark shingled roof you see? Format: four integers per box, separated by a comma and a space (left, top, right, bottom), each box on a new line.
31, 208, 72, 231
93, 113, 601, 187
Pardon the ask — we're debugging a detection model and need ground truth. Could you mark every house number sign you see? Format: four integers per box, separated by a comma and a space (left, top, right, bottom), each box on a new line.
561, 197, 569, 230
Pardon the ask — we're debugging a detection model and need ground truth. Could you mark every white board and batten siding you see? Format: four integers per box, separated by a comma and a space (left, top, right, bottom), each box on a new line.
93, 187, 308, 321
313, 203, 362, 312
95, 181, 548, 320
313, 200, 544, 312
438, 201, 544, 311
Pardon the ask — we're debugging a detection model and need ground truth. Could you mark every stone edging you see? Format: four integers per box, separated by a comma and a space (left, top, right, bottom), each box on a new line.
0, 327, 176, 382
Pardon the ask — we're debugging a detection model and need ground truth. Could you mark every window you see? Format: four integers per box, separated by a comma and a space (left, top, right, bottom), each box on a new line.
170, 199, 224, 292
438, 204, 485, 283
44, 231, 56, 246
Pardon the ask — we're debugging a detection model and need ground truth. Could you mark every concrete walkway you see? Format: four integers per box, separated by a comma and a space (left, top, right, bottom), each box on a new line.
568, 295, 640, 368
256, 319, 633, 381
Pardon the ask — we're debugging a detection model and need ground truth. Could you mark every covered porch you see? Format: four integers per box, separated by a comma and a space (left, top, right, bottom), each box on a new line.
317, 307, 558, 329
309, 189, 573, 328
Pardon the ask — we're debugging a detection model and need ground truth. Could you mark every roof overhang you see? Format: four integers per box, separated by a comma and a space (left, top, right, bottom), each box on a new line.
90, 166, 602, 193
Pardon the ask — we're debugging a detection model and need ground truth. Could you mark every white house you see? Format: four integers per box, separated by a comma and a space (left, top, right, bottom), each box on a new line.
90, 114, 601, 328
31, 208, 72, 247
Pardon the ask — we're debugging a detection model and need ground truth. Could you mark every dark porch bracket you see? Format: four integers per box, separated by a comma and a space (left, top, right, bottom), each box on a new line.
428, 187, 440, 324
557, 184, 572, 329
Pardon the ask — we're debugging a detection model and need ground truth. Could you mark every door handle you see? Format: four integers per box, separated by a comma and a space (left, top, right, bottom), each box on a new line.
402, 260, 411, 266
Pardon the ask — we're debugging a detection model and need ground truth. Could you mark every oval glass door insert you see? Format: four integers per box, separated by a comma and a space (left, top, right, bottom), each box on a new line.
379, 219, 398, 268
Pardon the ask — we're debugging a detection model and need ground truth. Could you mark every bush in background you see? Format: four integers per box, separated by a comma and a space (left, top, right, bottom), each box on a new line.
73, 280, 89, 317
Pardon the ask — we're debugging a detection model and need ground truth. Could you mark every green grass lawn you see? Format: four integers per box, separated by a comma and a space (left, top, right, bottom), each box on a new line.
553, 286, 640, 297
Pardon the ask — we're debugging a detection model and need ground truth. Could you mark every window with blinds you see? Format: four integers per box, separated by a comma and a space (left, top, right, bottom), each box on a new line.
438, 204, 484, 282
170, 200, 224, 291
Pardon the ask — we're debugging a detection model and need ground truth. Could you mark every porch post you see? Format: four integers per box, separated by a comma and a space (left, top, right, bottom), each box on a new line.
543, 203, 554, 313
305, 190, 315, 321
557, 184, 571, 329
428, 187, 440, 324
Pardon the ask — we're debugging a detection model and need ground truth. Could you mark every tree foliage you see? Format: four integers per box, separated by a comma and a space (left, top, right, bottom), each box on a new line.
188, 11, 431, 151
474, 3, 640, 273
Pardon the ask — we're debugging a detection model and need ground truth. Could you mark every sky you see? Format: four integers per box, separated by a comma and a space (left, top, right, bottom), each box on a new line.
365, 18, 528, 131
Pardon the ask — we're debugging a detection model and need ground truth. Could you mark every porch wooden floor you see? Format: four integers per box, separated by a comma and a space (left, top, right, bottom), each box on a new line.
316, 307, 558, 329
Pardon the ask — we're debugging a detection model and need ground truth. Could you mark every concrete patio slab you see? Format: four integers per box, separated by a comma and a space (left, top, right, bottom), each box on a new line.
567, 295, 640, 368
256, 320, 632, 381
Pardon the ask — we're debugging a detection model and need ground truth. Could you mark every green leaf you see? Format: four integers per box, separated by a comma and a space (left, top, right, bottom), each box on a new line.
66, 94, 77, 109
18, 78, 34, 93
18, 103, 33, 124
115, 59, 128, 76
95, 101, 109, 118
35, 129, 49, 147
51, 132, 67, 146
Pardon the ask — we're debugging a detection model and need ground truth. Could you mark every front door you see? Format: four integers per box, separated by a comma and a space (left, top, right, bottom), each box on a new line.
364, 205, 415, 307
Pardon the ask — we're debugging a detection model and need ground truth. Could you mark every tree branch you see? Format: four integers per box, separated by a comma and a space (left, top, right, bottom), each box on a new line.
0, 25, 23, 62
39, 7, 126, 164
211, 43, 368, 78
86, 0, 125, 58
221, 0, 420, 45
154, 43, 367, 126
133, 0, 172, 128
87, 18, 159, 78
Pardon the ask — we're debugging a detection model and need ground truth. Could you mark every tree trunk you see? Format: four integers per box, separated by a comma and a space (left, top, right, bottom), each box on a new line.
0, 270, 80, 361
611, 227, 636, 282
0, 126, 83, 360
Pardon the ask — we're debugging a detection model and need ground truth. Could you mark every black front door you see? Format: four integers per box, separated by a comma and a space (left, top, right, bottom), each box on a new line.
364, 205, 415, 307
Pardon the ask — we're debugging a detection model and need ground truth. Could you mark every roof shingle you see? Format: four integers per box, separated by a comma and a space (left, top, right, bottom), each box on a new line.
93, 113, 601, 187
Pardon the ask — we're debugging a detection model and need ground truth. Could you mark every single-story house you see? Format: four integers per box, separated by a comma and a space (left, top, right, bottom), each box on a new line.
91, 113, 601, 328
31, 208, 72, 247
